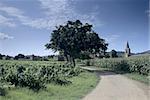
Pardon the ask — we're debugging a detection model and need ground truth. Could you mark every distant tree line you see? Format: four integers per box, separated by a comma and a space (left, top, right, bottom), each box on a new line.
0, 50, 125, 61
0, 53, 56, 61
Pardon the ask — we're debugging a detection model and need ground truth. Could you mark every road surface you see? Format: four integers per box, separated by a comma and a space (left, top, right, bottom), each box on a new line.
82, 70, 149, 100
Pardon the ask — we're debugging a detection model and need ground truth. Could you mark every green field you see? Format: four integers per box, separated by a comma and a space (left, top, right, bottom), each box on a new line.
0, 60, 98, 100
0, 55, 149, 99
81, 55, 150, 84
0, 71, 98, 100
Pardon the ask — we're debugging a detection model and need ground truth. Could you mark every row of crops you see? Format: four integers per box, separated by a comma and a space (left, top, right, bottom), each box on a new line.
93, 55, 150, 75
0, 60, 82, 94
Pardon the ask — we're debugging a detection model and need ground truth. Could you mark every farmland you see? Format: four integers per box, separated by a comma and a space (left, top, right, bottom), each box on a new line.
81, 55, 149, 100
0, 55, 149, 99
82, 55, 150, 84
0, 60, 98, 99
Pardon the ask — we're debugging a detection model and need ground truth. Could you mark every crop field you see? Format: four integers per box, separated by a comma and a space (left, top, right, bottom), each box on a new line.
81, 55, 150, 84
93, 55, 150, 75
0, 60, 99, 100
81, 55, 150, 83
0, 60, 82, 89
0, 55, 149, 99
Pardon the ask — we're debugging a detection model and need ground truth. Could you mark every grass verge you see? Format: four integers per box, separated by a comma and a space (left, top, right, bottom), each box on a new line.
82, 66, 149, 85
0, 71, 99, 100
124, 73, 149, 85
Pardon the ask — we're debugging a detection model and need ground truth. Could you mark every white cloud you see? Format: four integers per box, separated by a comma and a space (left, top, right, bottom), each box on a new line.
0, 32, 14, 40
0, 4, 30, 25
0, 6, 24, 17
37, 0, 98, 29
145, 10, 150, 17
108, 34, 120, 43
103, 34, 120, 43
0, 0, 99, 29
102, 33, 120, 50
0, 4, 29, 27
0, 15, 16, 27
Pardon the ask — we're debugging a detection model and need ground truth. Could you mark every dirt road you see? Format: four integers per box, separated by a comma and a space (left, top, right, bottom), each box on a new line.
83, 71, 149, 100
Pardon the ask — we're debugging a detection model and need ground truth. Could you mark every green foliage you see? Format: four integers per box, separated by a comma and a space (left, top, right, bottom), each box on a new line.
0, 87, 6, 96
125, 73, 149, 84
0, 83, 6, 96
94, 55, 150, 75
79, 52, 91, 60
57, 55, 65, 61
110, 49, 118, 58
83, 59, 94, 66
85, 60, 91, 66
45, 20, 108, 66
0, 72, 98, 100
0, 60, 82, 91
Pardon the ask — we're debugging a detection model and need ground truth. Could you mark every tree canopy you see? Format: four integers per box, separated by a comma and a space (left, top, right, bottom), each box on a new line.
110, 49, 118, 58
45, 20, 108, 66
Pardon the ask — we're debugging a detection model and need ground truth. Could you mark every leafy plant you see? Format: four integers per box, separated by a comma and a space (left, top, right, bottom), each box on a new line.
0, 60, 82, 91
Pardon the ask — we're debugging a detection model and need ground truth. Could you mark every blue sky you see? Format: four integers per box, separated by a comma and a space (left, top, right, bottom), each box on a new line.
0, 0, 149, 56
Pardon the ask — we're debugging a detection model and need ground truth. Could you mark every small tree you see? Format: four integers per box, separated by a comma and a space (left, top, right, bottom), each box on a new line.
0, 54, 2, 59
45, 20, 108, 66
14, 54, 25, 60
110, 49, 118, 58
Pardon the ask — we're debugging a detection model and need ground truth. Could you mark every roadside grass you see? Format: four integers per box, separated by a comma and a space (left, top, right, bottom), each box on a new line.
124, 73, 149, 85
80, 56, 149, 85
82, 65, 149, 85
0, 71, 99, 100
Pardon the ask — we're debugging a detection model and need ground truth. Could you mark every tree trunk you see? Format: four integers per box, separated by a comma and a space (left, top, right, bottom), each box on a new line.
104, 50, 106, 56
65, 54, 69, 62
69, 55, 72, 65
69, 55, 76, 67
64, 51, 68, 61
72, 57, 76, 67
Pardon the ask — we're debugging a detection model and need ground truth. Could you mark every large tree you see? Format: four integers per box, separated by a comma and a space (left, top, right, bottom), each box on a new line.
45, 20, 108, 66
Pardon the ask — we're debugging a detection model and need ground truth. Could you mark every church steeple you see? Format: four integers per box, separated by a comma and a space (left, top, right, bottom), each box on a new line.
126, 41, 129, 48
125, 41, 131, 57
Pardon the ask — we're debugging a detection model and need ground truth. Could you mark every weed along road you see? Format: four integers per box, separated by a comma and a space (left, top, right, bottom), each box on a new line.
82, 70, 149, 100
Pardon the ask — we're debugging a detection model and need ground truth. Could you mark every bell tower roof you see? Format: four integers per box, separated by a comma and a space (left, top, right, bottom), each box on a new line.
125, 41, 131, 57
126, 41, 129, 48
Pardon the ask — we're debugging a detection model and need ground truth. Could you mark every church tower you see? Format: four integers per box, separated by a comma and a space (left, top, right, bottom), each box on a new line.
125, 41, 131, 57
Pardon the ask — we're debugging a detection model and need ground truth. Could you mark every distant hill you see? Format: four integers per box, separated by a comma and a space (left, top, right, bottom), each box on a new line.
136, 50, 150, 55
116, 50, 150, 57
106, 51, 125, 57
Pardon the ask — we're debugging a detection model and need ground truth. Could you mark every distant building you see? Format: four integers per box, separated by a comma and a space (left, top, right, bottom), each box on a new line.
2, 55, 13, 60
53, 55, 65, 61
26, 55, 36, 60
125, 41, 131, 57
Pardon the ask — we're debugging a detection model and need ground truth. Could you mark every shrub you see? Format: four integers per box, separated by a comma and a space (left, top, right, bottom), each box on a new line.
84, 59, 95, 66
0, 87, 6, 96
76, 59, 81, 63
85, 60, 91, 66
0, 82, 6, 96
